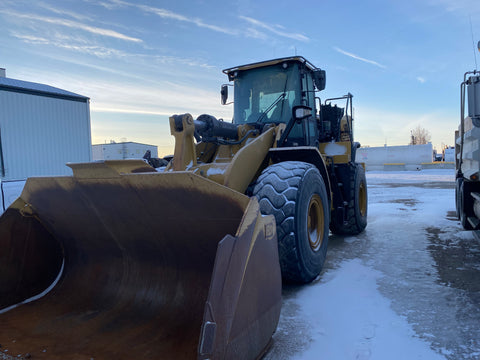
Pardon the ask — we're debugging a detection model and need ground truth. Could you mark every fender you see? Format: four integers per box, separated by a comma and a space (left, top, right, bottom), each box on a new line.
268, 146, 332, 205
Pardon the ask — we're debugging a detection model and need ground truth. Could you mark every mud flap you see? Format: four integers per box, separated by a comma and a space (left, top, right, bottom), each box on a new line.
0, 161, 281, 360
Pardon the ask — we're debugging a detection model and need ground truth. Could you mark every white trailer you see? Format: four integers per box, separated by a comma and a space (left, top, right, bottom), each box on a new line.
455, 70, 480, 231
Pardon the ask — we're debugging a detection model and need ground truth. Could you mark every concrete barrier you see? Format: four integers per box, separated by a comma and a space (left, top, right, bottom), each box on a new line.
421, 162, 455, 169
357, 144, 433, 171
383, 163, 406, 171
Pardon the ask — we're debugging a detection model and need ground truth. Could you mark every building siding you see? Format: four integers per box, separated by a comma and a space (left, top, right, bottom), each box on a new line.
0, 90, 92, 180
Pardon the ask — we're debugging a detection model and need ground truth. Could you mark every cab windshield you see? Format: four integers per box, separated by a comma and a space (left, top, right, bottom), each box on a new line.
233, 63, 300, 125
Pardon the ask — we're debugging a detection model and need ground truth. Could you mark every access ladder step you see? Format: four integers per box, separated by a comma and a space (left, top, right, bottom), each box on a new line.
470, 192, 480, 201
467, 216, 480, 229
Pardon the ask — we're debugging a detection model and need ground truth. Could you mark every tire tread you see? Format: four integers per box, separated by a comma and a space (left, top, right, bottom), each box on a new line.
330, 164, 367, 235
253, 161, 325, 282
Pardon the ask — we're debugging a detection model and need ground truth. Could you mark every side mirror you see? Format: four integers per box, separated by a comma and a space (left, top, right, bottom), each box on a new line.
221, 84, 228, 105
312, 69, 326, 91
293, 105, 313, 122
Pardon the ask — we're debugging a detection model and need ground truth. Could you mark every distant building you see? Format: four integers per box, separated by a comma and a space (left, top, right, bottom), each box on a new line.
92, 141, 158, 161
0, 68, 92, 181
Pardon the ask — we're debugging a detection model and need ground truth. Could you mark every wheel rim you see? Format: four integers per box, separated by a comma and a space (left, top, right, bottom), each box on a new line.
359, 181, 367, 217
307, 194, 324, 252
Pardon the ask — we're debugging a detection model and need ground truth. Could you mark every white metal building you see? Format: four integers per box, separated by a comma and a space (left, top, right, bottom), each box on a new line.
92, 142, 158, 161
0, 70, 92, 181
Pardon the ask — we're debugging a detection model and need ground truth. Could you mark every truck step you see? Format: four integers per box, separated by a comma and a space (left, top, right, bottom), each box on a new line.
473, 231, 480, 241
467, 216, 480, 229
470, 192, 480, 201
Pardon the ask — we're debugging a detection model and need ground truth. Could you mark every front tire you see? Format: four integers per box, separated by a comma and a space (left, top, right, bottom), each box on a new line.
253, 161, 330, 283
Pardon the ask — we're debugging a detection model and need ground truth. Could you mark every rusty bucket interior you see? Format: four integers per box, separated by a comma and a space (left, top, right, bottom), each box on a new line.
0, 162, 281, 360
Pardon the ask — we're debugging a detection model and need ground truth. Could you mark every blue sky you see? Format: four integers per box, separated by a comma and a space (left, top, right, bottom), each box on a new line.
1, 0, 479, 155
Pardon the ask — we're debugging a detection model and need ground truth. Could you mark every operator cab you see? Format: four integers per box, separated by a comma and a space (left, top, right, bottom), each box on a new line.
222, 57, 325, 147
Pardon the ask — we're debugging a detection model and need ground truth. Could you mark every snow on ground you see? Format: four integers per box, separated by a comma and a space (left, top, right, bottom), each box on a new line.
265, 169, 480, 360
366, 169, 454, 185
291, 259, 445, 360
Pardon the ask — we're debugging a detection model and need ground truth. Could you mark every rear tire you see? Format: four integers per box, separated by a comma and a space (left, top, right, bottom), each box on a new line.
330, 164, 368, 235
455, 177, 463, 220
253, 161, 329, 284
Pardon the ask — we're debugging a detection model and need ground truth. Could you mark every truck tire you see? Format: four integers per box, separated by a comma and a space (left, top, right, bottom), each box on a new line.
458, 179, 474, 230
253, 161, 329, 283
330, 164, 367, 235
455, 177, 463, 220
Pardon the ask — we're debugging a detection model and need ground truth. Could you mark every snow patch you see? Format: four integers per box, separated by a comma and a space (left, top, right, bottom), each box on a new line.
206, 166, 225, 176
366, 169, 454, 184
292, 259, 446, 360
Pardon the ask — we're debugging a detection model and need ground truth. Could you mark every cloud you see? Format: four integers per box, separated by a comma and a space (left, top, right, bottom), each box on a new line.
11, 31, 130, 58
88, 81, 231, 119
432, 0, 480, 15
10, 31, 218, 92
139, 5, 236, 35
417, 76, 426, 83
0, 10, 142, 42
11, 33, 50, 45
334, 47, 386, 69
11, 27, 217, 71
94, 1, 123, 10
101, 0, 237, 35
83, 1, 308, 42
36, 2, 90, 21
19, 64, 231, 120
244, 27, 268, 40
239, 16, 309, 42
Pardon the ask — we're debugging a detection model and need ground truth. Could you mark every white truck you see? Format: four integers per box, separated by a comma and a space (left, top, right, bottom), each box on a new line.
455, 70, 480, 231
444, 146, 455, 162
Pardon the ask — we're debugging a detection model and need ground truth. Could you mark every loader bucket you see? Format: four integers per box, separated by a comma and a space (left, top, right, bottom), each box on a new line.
0, 161, 282, 360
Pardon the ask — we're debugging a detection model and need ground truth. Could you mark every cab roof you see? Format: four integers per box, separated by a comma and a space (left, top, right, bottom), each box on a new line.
223, 56, 318, 80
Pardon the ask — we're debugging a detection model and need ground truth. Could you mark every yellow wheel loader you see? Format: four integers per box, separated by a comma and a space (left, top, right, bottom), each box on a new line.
0, 57, 367, 360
